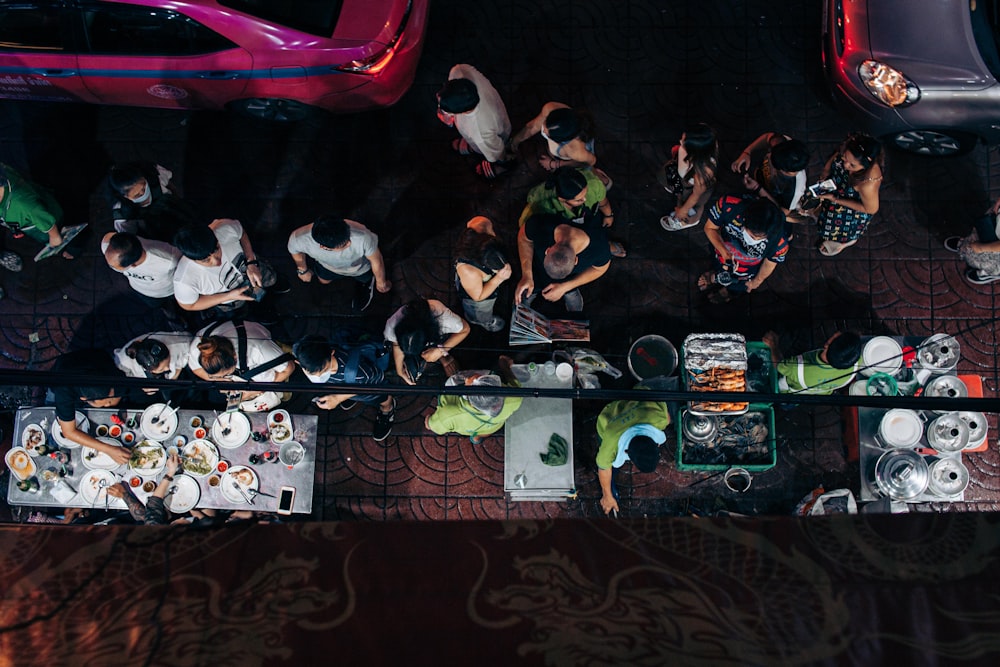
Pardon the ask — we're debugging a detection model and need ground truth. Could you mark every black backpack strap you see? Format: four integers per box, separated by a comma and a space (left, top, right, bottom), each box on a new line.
244, 353, 294, 380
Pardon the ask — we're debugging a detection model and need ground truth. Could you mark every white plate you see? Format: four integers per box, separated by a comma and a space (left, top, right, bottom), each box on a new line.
211, 411, 251, 449
139, 403, 179, 441
128, 441, 167, 476
164, 474, 201, 514
849, 380, 868, 396
220, 465, 259, 504
80, 470, 118, 505
861, 336, 902, 377
181, 439, 220, 478
5, 447, 37, 482
21, 423, 47, 456
51, 411, 90, 448
81, 437, 125, 471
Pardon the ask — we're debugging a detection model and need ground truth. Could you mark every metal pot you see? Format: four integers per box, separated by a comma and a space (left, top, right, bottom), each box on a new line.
917, 334, 960, 374
926, 413, 969, 452
875, 449, 929, 501
927, 458, 970, 497
877, 409, 923, 449
682, 411, 717, 442
957, 411, 989, 450
924, 375, 968, 414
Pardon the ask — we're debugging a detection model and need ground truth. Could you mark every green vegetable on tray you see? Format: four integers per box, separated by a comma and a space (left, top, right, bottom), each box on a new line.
540, 433, 568, 466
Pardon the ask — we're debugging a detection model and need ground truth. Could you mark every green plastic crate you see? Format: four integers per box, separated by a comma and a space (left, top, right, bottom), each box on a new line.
675, 402, 777, 471
745, 341, 778, 394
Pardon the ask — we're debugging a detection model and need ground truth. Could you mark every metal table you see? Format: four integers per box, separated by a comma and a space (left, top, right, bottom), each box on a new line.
7, 406, 317, 514
858, 407, 965, 504
503, 365, 575, 501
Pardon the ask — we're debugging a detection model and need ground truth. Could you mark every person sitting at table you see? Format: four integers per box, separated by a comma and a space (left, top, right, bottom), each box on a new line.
384, 299, 470, 385
187, 319, 294, 411
113, 331, 196, 401
424, 366, 523, 444
292, 334, 397, 443
762, 330, 862, 395
595, 399, 671, 516
49, 349, 149, 466
107, 452, 181, 525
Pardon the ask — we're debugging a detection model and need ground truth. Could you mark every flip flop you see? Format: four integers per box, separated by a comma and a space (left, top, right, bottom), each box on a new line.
660, 215, 699, 232
817, 239, 856, 256
475, 160, 511, 179
609, 241, 627, 258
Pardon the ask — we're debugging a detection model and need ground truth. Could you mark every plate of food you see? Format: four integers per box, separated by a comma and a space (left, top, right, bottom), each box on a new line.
128, 441, 166, 476
21, 423, 47, 456
139, 403, 179, 441
81, 437, 125, 470
51, 411, 91, 448
80, 470, 117, 505
268, 409, 293, 444
164, 474, 201, 514
181, 439, 220, 478
220, 465, 259, 504
5, 447, 37, 481
211, 411, 251, 449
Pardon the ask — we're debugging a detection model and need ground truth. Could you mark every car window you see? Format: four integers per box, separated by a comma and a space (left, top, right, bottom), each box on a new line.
218, 0, 344, 37
0, 7, 68, 51
971, 0, 1000, 79
83, 4, 236, 55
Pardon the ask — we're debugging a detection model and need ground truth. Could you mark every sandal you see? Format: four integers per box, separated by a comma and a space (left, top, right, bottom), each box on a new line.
609, 241, 627, 258
451, 138, 472, 155
476, 160, 511, 179
817, 239, 857, 256
697, 271, 716, 291
660, 214, 699, 232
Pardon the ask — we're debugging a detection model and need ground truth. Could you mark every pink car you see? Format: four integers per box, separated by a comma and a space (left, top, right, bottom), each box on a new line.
0, 0, 429, 121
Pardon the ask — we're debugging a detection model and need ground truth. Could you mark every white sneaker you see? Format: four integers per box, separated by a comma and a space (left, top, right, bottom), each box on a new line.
660, 214, 698, 232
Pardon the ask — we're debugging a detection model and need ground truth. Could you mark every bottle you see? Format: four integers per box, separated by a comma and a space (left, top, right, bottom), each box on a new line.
543, 361, 556, 376
528, 362, 538, 376
248, 453, 261, 465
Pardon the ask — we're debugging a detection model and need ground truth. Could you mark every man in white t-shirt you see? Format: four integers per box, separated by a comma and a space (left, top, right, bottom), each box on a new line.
287, 215, 391, 311
172, 219, 284, 322
102, 232, 181, 304
436, 64, 514, 179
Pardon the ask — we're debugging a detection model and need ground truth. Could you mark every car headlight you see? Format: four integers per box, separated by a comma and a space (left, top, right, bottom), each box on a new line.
859, 60, 920, 107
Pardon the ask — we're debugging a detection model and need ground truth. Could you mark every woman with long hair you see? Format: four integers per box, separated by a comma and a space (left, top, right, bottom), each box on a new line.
815, 133, 883, 256
659, 123, 719, 231
384, 299, 470, 385
454, 217, 512, 332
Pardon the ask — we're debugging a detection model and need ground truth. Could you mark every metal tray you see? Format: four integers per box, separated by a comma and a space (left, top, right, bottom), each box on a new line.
682, 333, 749, 416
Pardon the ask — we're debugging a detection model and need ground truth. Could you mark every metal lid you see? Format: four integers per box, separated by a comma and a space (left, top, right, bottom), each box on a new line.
928, 458, 969, 497
875, 449, 929, 500
682, 411, 717, 442
957, 411, 989, 447
924, 375, 968, 411
918, 334, 960, 371
927, 413, 969, 452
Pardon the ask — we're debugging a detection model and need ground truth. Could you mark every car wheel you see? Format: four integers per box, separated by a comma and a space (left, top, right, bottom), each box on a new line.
887, 130, 977, 157
227, 98, 320, 123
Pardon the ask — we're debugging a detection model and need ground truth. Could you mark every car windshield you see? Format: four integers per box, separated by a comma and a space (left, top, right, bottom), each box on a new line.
218, 0, 343, 37
971, 0, 1000, 78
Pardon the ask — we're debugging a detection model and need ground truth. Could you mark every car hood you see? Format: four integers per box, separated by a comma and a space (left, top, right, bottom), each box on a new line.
866, 0, 993, 90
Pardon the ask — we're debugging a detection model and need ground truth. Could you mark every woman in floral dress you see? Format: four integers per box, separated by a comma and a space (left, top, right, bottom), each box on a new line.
815, 134, 883, 256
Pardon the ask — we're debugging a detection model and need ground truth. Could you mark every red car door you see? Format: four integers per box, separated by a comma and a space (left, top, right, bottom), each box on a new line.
0, 4, 96, 103
74, 2, 251, 110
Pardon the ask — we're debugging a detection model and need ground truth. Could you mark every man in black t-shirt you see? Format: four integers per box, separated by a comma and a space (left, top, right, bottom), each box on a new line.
514, 213, 612, 312
50, 350, 144, 466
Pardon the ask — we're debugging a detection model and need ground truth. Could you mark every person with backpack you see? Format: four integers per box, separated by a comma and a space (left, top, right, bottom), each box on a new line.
187, 319, 294, 411
384, 299, 470, 385
293, 334, 396, 442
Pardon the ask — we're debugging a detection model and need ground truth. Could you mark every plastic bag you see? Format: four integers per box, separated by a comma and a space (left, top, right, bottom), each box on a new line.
240, 391, 282, 413
795, 487, 857, 515
570, 348, 622, 378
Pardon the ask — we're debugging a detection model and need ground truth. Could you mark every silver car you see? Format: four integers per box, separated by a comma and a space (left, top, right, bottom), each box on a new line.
823, 0, 1000, 156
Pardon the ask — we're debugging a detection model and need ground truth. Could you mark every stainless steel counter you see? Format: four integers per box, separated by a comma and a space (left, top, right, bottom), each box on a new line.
7, 406, 316, 514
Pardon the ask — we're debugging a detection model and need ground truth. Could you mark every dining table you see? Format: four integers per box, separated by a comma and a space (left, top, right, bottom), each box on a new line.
6, 405, 317, 515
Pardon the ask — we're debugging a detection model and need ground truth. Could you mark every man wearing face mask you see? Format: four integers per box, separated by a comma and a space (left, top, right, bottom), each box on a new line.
292, 334, 396, 442
697, 195, 789, 304
107, 163, 199, 243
